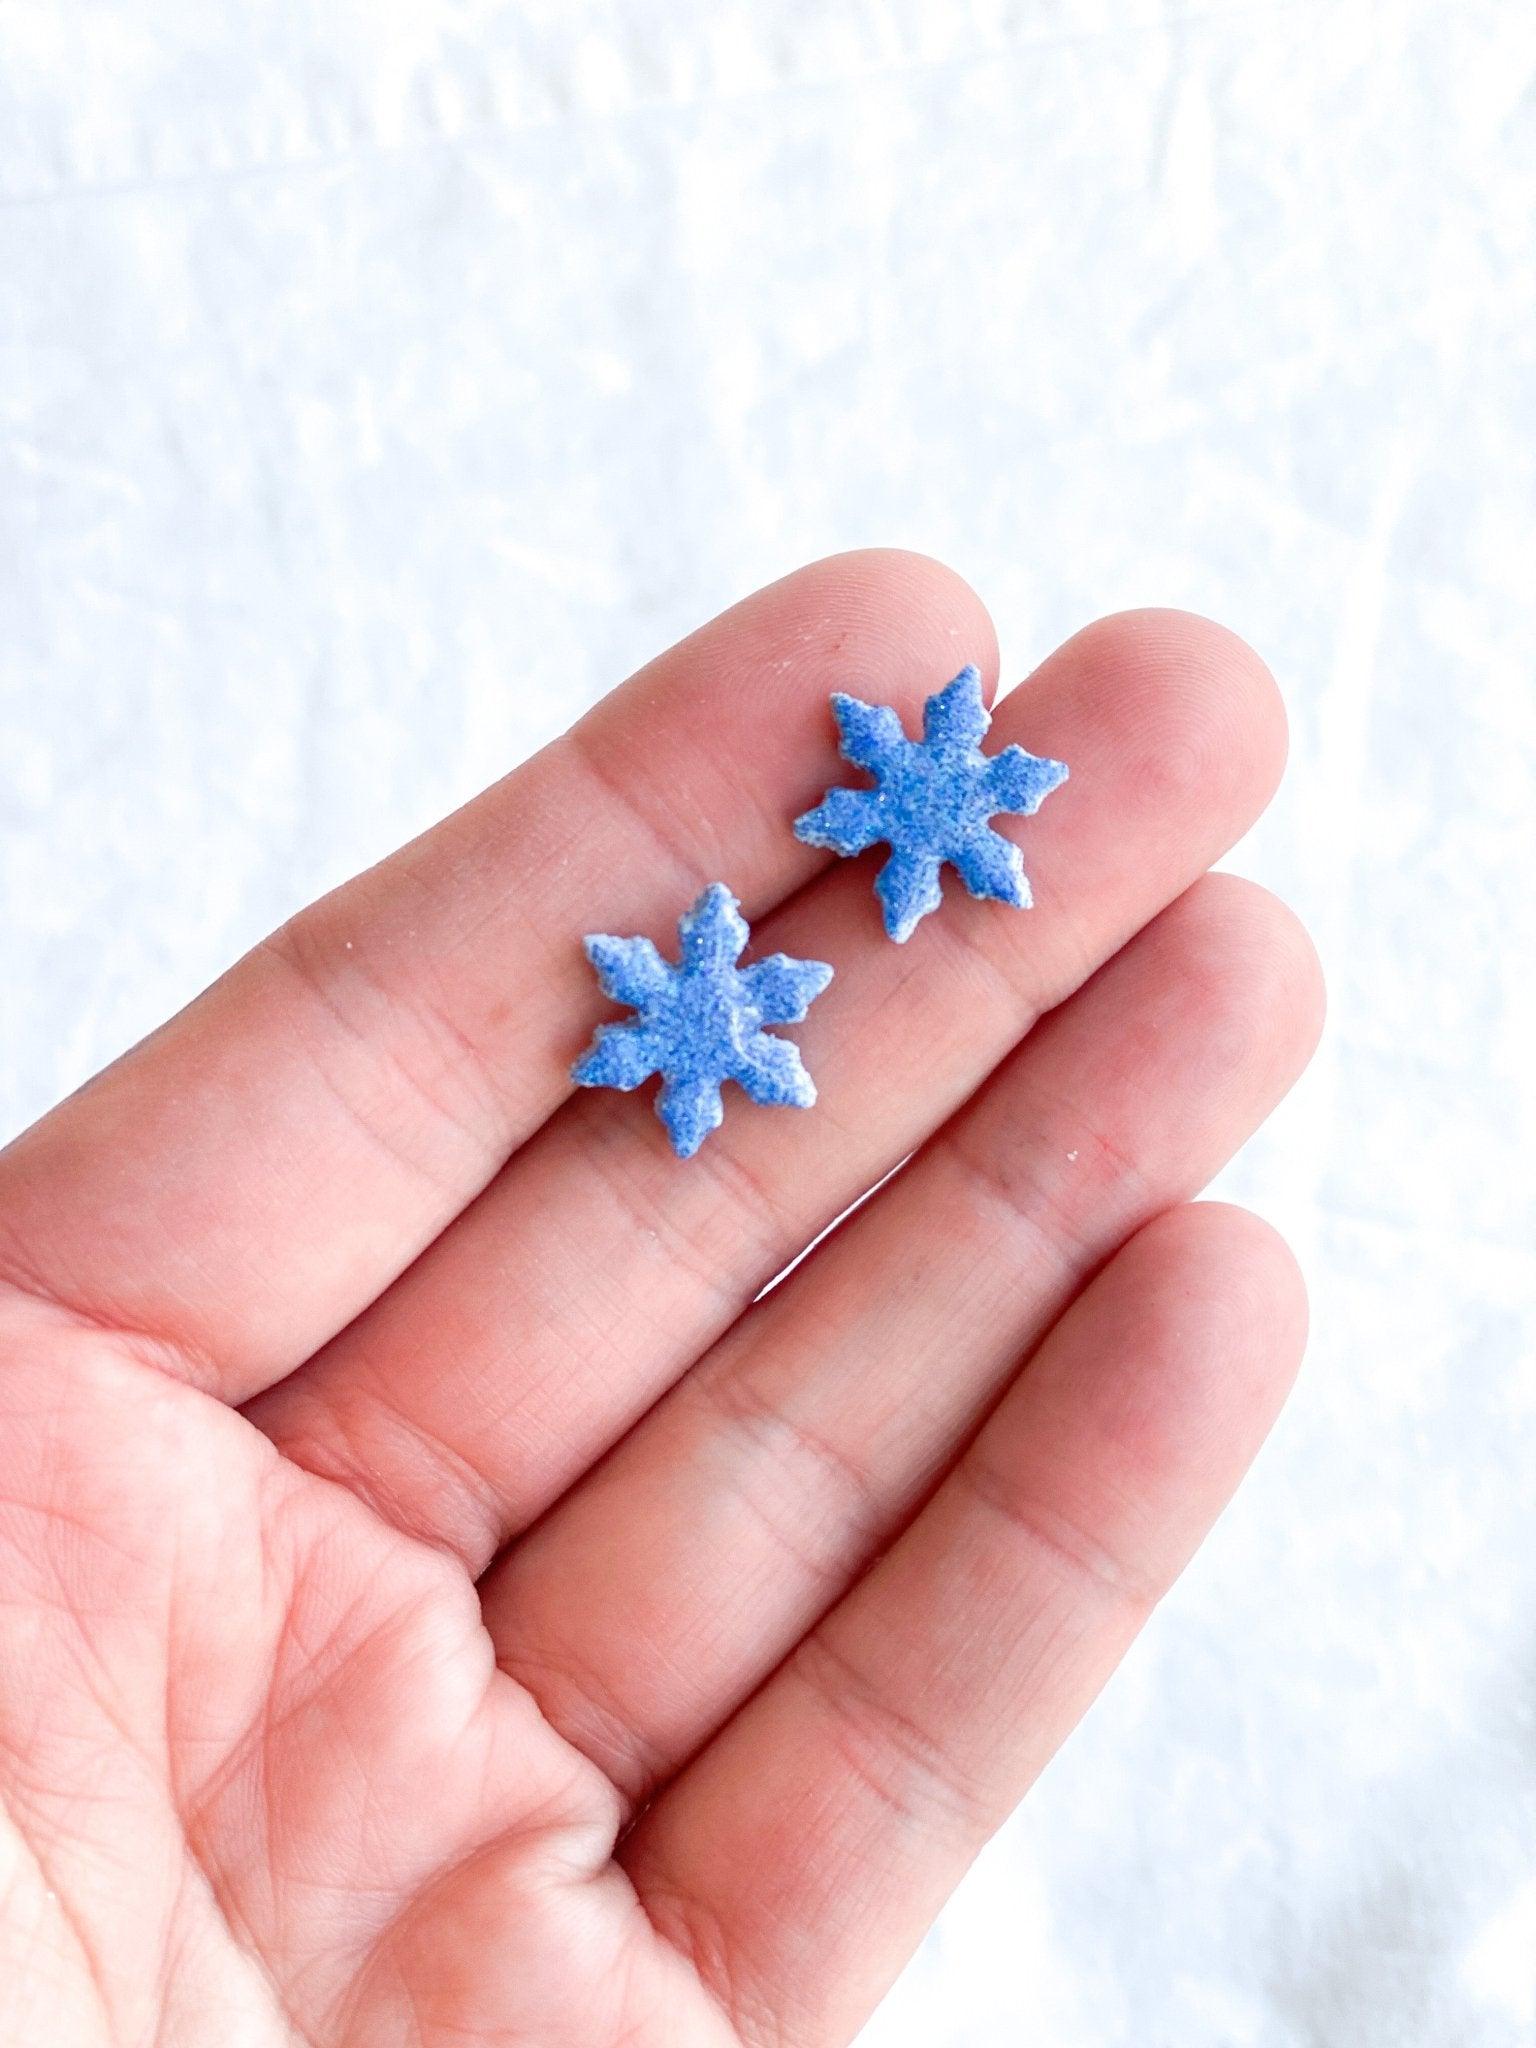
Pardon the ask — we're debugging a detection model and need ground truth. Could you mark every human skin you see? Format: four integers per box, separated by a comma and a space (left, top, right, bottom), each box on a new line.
0, 551, 1322, 2046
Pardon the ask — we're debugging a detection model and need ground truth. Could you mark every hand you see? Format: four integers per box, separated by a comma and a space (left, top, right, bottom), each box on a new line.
0, 551, 1321, 2047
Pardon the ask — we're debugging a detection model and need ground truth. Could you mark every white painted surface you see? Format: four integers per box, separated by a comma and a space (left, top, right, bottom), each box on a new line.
3, 4, 1533, 2041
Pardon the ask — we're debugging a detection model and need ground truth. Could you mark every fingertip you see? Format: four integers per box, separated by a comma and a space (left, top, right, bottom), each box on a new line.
1115, 1198, 1311, 1441
1196, 872, 1328, 1059
1040, 607, 1289, 840
983, 1196, 1310, 1611
582, 551, 1001, 849
1146, 872, 1328, 1093
810, 548, 1000, 698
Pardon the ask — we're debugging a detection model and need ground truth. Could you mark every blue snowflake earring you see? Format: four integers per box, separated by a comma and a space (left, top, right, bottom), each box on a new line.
794, 664, 1069, 943
572, 882, 833, 1159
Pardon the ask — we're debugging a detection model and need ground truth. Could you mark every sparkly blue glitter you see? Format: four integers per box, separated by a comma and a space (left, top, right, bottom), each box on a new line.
572, 883, 833, 1158
793, 665, 1069, 943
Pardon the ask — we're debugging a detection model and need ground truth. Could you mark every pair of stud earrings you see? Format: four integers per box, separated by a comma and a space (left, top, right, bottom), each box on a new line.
572, 664, 1069, 1158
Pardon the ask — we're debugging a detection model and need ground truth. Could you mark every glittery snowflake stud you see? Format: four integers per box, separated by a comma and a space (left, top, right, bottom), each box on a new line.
793, 664, 1069, 944
572, 883, 833, 1159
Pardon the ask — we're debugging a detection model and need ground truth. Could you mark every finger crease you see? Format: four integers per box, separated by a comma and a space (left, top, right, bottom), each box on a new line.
957, 1452, 1160, 1610
702, 1371, 890, 1590
789, 1628, 984, 1835
563, 722, 716, 903
0, 1253, 223, 1397
258, 928, 503, 1204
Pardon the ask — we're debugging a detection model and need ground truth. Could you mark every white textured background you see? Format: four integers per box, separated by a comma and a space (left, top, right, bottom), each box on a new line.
2, 4, 1534, 2042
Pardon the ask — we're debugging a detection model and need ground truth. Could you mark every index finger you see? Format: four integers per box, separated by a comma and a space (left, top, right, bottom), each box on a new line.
0, 550, 996, 1402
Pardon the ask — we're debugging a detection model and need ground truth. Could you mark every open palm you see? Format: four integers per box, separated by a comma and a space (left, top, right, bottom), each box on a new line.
0, 553, 1321, 2047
